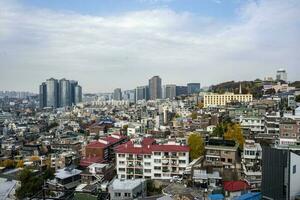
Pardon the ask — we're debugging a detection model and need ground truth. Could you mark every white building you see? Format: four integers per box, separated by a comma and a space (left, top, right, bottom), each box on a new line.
239, 116, 264, 135
115, 138, 189, 180
242, 140, 262, 189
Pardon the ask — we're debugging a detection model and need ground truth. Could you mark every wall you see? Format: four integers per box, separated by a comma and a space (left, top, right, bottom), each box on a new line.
290, 152, 300, 199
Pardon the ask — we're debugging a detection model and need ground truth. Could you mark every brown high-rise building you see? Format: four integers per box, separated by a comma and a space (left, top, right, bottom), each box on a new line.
149, 76, 162, 100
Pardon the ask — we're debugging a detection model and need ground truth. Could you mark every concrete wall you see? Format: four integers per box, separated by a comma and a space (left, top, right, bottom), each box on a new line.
290, 152, 300, 199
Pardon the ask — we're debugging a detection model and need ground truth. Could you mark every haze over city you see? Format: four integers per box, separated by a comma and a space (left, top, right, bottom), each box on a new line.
0, 0, 300, 93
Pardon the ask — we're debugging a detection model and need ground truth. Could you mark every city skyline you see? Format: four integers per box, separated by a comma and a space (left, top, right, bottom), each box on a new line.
0, 0, 299, 92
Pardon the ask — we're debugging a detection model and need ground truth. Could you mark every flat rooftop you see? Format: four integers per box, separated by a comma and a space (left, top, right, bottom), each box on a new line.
110, 179, 145, 190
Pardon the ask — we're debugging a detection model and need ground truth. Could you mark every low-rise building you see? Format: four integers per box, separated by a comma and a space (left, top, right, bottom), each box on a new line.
242, 140, 262, 189
115, 138, 189, 180
204, 139, 239, 169
108, 179, 146, 200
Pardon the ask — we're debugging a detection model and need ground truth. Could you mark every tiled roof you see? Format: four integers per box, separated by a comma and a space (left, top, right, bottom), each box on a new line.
223, 180, 250, 192
86, 134, 127, 149
80, 156, 103, 167
115, 139, 189, 154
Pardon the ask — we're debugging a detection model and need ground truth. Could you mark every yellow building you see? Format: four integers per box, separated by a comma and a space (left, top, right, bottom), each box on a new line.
204, 92, 253, 108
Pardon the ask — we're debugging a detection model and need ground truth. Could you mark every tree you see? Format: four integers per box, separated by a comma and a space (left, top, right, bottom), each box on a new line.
224, 123, 245, 150
16, 160, 24, 168
296, 95, 300, 102
190, 112, 198, 120
16, 168, 43, 199
212, 123, 227, 137
1, 159, 15, 168
188, 133, 205, 160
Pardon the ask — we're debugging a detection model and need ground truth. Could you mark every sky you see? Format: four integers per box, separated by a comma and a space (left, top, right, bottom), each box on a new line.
0, 0, 299, 93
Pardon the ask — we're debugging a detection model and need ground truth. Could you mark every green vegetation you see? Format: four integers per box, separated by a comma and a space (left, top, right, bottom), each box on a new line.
16, 167, 55, 199
296, 95, 300, 102
190, 112, 198, 120
188, 133, 205, 160
210, 80, 264, 98
212, 123, 227, 137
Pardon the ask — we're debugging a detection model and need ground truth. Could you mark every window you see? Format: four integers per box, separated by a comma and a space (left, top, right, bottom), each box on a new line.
144, 169, 151, 173
119, 161, 125, 165
154, 159, 161, 163
154, 173, 161, 177
179, 160, 186, 164
144, 155, 151, 159
154, 166, 161, 170
144, 162, 151, 166
118, 154, 125, 158
154, 152, 161, 156
228, 159, 232, 163
115, 193, 121, 197
124, 193, 131, 197
293, 165, 296, 174
119, 168, 125, 172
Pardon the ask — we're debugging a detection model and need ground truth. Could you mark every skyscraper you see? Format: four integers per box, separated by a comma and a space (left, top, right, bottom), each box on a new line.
70, 80, 78, 105
276, 69, 287, 82
149, 76, 162, 100
74, 85, 82, 104
113, 88, 122, 100
59, 78, 70, 107
39, 82, 47, 108
135, 86, 149, 101
46, 78, 59, 108
39, 78, 82, 108
164, 84, 176, 99
176, 86, 188, 96
187, 83, 200, 94
123, 89, 136, 103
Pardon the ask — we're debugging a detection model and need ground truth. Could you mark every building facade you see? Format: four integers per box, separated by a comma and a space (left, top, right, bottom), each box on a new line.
164, 84, 176, 99
115, 138, 189, 180
149, 76, 162, 100
203, 92, 253, 108
39, 78, 82, 108
187, 83, 200, 95
135, 86, 149, 101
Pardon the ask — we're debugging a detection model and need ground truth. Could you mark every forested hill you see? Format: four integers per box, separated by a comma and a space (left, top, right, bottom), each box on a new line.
209, 80, 264, 98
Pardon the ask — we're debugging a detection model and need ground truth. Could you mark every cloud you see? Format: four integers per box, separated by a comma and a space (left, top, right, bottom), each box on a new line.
0, 0, 299, 92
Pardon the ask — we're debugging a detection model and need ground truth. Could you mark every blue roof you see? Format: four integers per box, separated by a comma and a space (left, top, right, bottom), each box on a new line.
235, 192, 261, 200
208, 194, 224, 200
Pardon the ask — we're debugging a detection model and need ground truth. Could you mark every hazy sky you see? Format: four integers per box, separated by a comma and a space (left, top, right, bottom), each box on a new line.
0, 0, 299, 93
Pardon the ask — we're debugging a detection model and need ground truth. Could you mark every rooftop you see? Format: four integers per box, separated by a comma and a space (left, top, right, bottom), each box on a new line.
55, 168, 82, 180
115, 138, 189, 154
110, 179, 145, 190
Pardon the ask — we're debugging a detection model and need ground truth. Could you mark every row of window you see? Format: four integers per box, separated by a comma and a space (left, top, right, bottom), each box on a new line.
118, 152, 186, 158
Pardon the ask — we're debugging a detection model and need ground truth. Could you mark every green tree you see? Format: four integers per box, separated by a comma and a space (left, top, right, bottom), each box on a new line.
188, 133, 205, 160
16, 168, 43, 199
212, 123, 227, 137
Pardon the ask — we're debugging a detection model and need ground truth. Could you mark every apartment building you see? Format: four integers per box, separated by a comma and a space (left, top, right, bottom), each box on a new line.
80, 134, 127, 167
238, 116, 264, 135
278, 117, 300, 146
204, 92, 253, 108
264, 112, 281, 135
204, 139, 239, 169
242, 140, 262, 189
115, 138, 189, 180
